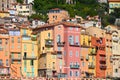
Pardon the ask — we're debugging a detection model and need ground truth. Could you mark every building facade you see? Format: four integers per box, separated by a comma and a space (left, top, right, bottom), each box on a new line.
9, 28, 21, 77
0, 27, 10, 77
47, 8, 69, 23
21, 25, 38, 77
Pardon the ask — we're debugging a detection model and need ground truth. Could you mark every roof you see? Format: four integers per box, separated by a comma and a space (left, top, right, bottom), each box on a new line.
32, 22, 85, 34
0, 28, 8, 34
34, 22, 84, 30
108, 0, 120, 2
50, 8, 61, 10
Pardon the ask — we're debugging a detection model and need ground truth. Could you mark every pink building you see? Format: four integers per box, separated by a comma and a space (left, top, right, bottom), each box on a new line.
62, 22, 82, 78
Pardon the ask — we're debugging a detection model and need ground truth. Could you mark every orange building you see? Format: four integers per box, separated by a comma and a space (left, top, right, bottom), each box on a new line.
0, 26, 10, 77
105, 28, 113, 78
9, 28, 22, 77
47, 8, 69, 23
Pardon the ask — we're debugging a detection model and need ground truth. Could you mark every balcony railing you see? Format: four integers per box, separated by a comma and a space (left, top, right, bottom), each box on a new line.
100, 57, 106, 62
69, 42, 80, 47
31, 35, 37, 41
12, 57, 21, 61
57, 42, 65, 47
100, 64, 107, 70
90, 49, 96, 55
23, 56, 37, 60
45, 39, 53, 47
70, 65, 79, 69
88, 64, 95, 69
22, 34, 30, 38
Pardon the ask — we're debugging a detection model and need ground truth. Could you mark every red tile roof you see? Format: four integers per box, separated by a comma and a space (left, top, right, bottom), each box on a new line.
108, 0, 120, 2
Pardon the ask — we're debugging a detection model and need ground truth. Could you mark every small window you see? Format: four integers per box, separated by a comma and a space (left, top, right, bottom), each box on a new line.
31, 60, 34, 66
115, 69, 118, 73
70, 71, 72, 76
48, 33, 50, 38
69, 51, 72, 56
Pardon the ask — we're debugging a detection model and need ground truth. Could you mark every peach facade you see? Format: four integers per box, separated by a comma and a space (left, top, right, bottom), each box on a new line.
9, 28, 21, 77
105, 29, 113, 78
0, 27, 10, 76
47, 8, 69, 23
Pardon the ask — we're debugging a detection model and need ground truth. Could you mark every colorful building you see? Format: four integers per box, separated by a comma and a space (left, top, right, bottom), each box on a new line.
33, 22, 83, 78
0, 26, 10, 77
0, 11, 10, 18
105, 27, 113, 78
108, 0, 120, 13
47, 8, 69, 23
9, 28, 21, 77
105, 25, 120, 78
80, 30, 94, 78
21, 25, 38, 77
86, 27, 106, 78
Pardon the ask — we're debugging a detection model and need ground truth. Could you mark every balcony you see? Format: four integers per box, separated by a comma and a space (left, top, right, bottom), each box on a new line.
100, 64, 107, 70
57, 42, 65, 47
88, 64, 95, 69
100, 57, 106, 62
22, 34, 30, 38
112, 37, 119, 42
70, 65, 79, 69
31, 35, 37, 41
45, 39, 53, 47
23, 56, 37, 60
69, 42, 80, 47
12, 57, 21, 61
90, 49, 96, 55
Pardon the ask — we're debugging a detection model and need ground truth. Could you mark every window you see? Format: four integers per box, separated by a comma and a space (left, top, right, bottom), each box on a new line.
58, 26, 61, 30
75, 36, 79, 43
82, 62, 85, 67
75, 71, 79, 76
70, 71, 72, 76
32, 44, 34, 51
5, 39, 8, 44
11, 37, 14, 43
23, 29, 26, 35
24, 44, 27, 50
76, 27, 78, 31
115, 69, 118, 73
70, 51, 72, 56
69, 36, 74, 44
24, 52, 27, 58
0, 59, 3, 66
57, 35, 61, 42
76, 51, 79, 57
12, 45, 14, 49
18, 37, 20, 43
31, 60, 34, 66
24, 67, 26, 72
20, 6, 22, 9
48, 33, 50, 38
11, 53, 14, 58
0, 39, 2, 44
6, 59, 8, 66
24, 60, 26, 67
69, 27, 73, 30
94, 34, 96, 37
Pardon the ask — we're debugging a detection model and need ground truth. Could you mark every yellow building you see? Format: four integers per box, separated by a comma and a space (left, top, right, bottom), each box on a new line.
0, 11, 10, 18
108, 0, 120, 13
20, 25, 38, 77
80, 30, 96, 78
37, 29, 57, 77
